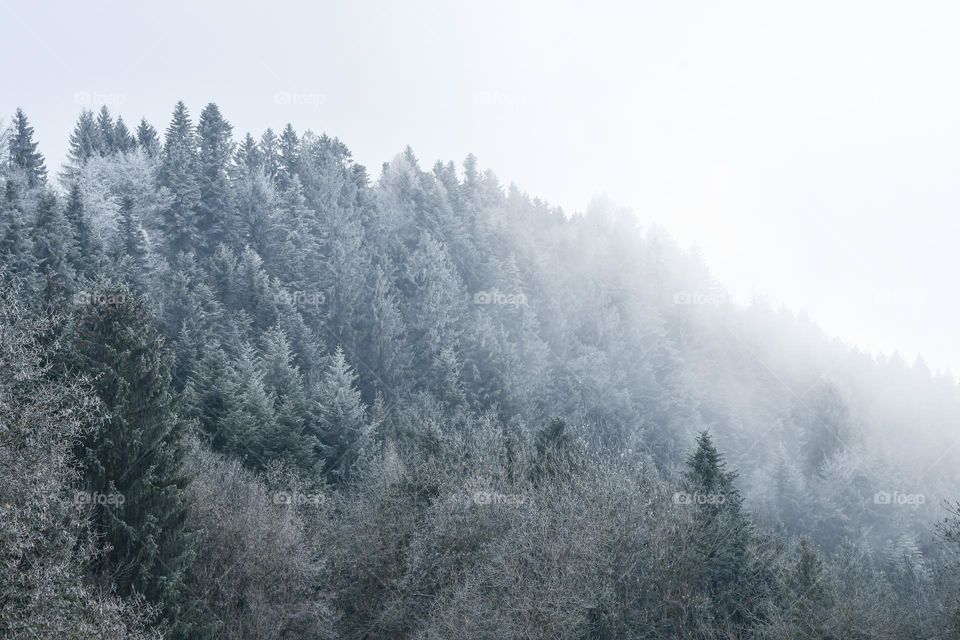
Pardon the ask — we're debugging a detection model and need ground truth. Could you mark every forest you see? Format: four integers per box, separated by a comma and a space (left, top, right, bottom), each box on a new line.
2, 102, 960, 638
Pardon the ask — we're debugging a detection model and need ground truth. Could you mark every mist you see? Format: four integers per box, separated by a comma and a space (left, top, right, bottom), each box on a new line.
3, 2, 960, 639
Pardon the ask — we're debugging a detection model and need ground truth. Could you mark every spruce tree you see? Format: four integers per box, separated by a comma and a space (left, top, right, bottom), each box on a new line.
278, 124, 300, 190
157, 102, 201, 256
67, 283, 196, 638
8, 108, 47, 186
32, 191, 76, 294
259, 127, 280, 181
682, 431, 754, 628
135, 118, 160, 157
197, 103, 235, 254
64, 181, 101, 277
66, 109, 101, 168
95, 105, 116, 155
315, 346, 367, 484
112, 195, 148, 291
114, 116, 136, 154
0, 180, 36, 276
260, 326, 317, 470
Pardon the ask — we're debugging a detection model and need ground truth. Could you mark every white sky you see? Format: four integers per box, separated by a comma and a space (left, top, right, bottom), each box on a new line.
3, 0, 960, 374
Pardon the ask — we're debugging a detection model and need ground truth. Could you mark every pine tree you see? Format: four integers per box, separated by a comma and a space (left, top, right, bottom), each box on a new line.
112, 195, 148, 291
682, 431, 754, 628
8, 108, 47, 186
222, 343, 276, 468
315, 346, 367, 484
64, 181, 101, 277
135, 118, 160, 157
0, 180, 36, 275
259, 128, 280, 181
66, 109, 101, 168
114, 116, 136, 153
197, 103, 236, 254
364, 264, 409, 396
157, 101, 201, 256
260, 326, 317, 470
277, 123, 300, 190
95, 106, 116, 155
67, 283, 196, 638
32, 191, 76, 294
234, 132, 262, 175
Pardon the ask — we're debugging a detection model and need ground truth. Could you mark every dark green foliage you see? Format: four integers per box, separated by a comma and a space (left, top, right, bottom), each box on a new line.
197, 103, 236, 254
136, 118, 160, 157
8, 108, 46, 186
157, 102, 201, 256
66, 283, 196, 638
7, 100, 960, 639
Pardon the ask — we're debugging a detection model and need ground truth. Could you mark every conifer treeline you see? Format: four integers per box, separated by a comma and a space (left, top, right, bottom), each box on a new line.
2, 103, 960, 638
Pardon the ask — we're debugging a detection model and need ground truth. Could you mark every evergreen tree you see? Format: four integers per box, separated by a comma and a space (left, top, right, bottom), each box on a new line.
157, 101, 201, 256
32, 191, 76, 294
95, 106, 116, 155
63, 181, 101, 277
234, 132, 262, 175
0, 180, 36, 275
66, 109, 101, 168
136, 117, 160, 157
221, 343, 277, 468
682, 431, 755, 628
8, 108, 47, 186
112, 195, 148, 291
315, 346, 367, 484
196, 103, 235, 254
260, 326, 317, 470
277, 123, 300, 190
67, 283, 196, 638
259, 127, 280, 181
114, 116, 136, 153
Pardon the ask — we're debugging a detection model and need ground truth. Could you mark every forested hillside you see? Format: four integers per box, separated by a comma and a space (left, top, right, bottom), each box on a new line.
2, 102, 960, 638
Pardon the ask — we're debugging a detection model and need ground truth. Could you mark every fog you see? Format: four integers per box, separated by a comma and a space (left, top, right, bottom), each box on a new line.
4, 2, 960, 638
4, 0, 960, 372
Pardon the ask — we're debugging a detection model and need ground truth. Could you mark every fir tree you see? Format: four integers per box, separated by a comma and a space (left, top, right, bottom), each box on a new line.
0, 180, 36, 275
682, 431, 754, 628
260, 326, 317, 470
315, 346, 367, 484
136, 117, 160, 157
8, 108, 47, 186
277, 123, 300, 190
157, 101, 201, 256
67, 283, 197, 638
64, 181, 101, 277
259, 127, 280, 181
95, 105, 116, 155
114, 116, 136, 154
66, 109, 101, 168
196, 103, 236, 254
32, 191, 76, 293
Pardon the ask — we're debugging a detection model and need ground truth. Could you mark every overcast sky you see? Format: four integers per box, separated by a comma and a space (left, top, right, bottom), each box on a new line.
3, 0, 959, 374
